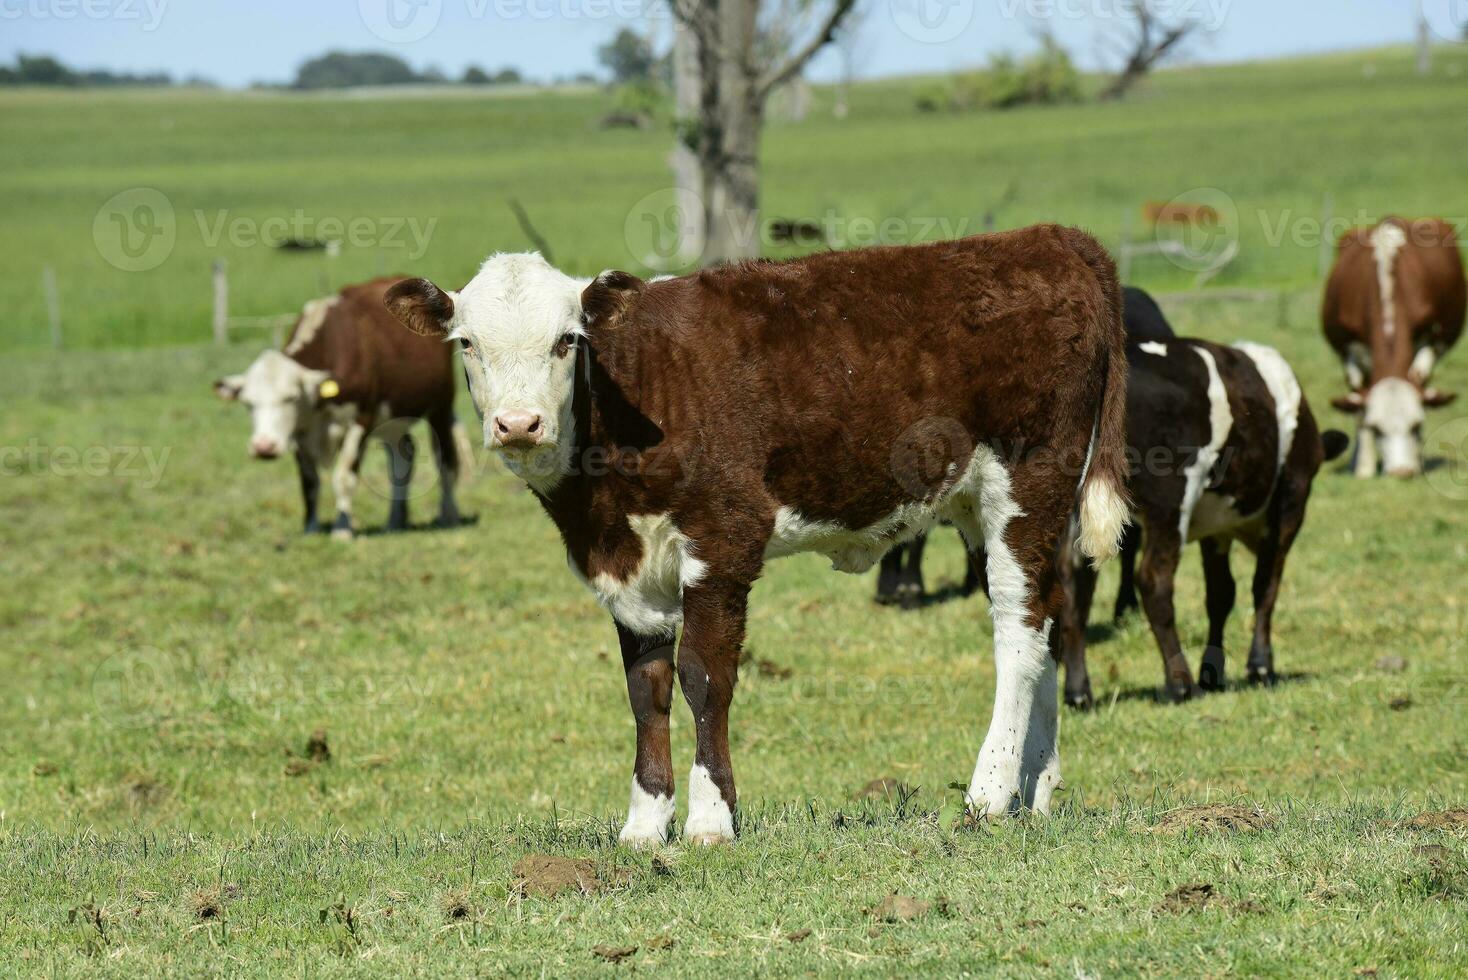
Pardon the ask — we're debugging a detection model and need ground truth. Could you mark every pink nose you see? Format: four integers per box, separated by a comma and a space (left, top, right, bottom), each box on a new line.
250, 437, 280, 459
493, 411, 544, 449
1386, 466, 1418, 480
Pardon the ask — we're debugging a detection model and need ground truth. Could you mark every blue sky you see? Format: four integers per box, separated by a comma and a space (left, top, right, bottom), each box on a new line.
1, 0, 1444, 87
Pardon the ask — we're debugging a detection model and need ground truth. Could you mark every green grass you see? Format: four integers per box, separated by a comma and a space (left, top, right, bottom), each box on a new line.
3, 45, 1468, 350
3, 46, 1468, 976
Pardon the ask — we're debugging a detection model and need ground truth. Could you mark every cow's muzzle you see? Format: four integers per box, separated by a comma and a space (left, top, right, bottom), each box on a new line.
493, 411, 545, 451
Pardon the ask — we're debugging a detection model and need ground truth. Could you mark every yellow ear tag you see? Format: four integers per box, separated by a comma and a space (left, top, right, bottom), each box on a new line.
319, 379, 340, 399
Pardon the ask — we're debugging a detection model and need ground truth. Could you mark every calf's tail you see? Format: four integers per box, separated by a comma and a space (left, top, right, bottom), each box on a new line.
1061, 227, 1132, 564
1321, 429, 1350, 462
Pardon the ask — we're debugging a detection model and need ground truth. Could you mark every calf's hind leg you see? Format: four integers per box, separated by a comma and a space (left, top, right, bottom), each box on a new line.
616, 623, 677, 846
962, 451, 1073, 816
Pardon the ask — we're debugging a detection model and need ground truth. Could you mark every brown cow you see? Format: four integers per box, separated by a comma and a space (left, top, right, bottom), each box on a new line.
215, 277, 468, 538
386, 228, 1130, 845
1323, 217, 1464, 477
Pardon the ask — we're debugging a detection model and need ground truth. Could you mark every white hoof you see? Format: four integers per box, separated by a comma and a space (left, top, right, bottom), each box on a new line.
619, 776, 674, 848
685, 764, 734, 844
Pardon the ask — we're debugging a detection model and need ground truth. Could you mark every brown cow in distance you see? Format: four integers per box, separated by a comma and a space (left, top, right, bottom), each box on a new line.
215, 277, 469, 538
385, 227, 1130, 846
1323, 217, 1464, 477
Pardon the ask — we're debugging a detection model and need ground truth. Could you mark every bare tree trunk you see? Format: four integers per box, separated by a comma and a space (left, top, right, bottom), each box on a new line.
670, 0, 856, 266
668, 18, 706, 265
1417, 16, 1433, 76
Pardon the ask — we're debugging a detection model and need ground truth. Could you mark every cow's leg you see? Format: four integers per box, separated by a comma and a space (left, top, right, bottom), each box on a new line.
1198, 536, 1235, 692
617, 622, 677, 847
875, 544, 904, 605
1354, 421, 1379, 478
898, 532, 928, 608
428, 410, 462, 528
1057, 531, 1099, 710
1136, 521, 1196, 702
329, 422, 367, 540
677, 576, 753, 844
295, 448, 322, 534
963, 451, 1072, 817
384, 429, 415, 532
1247, 484, 1308, 686
1112, 522, 1142, 622
1410, 344, 1438, 386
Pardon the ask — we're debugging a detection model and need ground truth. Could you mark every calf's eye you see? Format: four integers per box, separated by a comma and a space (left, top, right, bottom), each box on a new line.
554, 332, 577, 357
458, 338, 473, 354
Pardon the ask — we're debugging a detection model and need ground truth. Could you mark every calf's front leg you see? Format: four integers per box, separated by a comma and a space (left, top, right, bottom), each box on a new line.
295, 448, 321, 533
330, 422, 367, 540
617, 622, 677, 846
677, 578, 751, 845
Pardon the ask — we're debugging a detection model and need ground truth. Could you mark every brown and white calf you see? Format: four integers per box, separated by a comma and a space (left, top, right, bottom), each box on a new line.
1056, 338, 1347, 707
876, 285, 1177, 610
215, 277, 468, 538
386, 228, 1130, 845
1322, 217, 1464, 477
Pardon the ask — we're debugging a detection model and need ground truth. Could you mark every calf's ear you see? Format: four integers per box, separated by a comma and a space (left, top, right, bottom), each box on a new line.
1423, 388, 1457, 408
1330, 392, 1365, 414
385, 278, 455, 338
299, 368, 336, 403
580, 270, 645, 326
214, 375, 245, 401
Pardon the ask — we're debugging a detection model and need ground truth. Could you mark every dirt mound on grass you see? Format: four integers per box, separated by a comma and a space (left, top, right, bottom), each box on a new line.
1155, 805, 1273, 834
513, 855, 629, 898
1403, 810, 1468, 832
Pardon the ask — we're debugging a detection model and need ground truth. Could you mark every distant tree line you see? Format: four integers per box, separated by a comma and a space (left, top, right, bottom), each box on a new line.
290, 52, 528, 90
0, 54, 197, 88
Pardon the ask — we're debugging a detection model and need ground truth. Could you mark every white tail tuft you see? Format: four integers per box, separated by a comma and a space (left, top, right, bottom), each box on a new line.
1077, 477, 1129, 563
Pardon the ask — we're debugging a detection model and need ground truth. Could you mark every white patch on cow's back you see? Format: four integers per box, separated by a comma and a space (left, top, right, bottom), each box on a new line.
1370, 222, 1408, 338
283, 296, 339, 355
1179, 346, 1234, 543
1234, 341, 1302, 476
685, 763, 734, 844
586, 513, 706, 636
1139, 341, 1168, 357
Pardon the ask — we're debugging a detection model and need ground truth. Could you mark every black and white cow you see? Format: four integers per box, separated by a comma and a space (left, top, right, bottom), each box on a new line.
1057, 338, 1348, 707
876, 286, 1177, 609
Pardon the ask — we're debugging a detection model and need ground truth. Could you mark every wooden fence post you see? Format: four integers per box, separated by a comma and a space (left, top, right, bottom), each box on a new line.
42, 265, 62, 350
212, 259, 229, 345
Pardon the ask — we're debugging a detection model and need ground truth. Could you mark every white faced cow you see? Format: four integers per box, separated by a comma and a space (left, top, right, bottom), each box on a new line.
1323, 218, 1464, 477
387, 231, 1129, 845
216, 277, 468, 539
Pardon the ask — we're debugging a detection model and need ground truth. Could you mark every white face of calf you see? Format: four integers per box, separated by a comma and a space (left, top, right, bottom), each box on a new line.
385, 255, 587, 490
215, 350, 330, 459
1363, 377, 1425, 477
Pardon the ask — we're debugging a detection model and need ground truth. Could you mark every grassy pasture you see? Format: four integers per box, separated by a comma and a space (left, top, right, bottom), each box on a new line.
2, 46, 1468, 976
3, 46, 1468, 351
